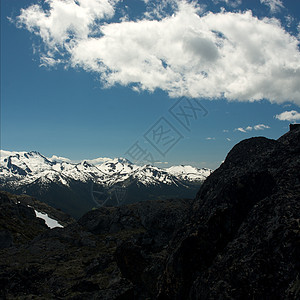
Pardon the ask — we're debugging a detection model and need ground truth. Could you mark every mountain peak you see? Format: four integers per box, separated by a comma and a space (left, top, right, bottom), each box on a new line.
114, 157, 132, 165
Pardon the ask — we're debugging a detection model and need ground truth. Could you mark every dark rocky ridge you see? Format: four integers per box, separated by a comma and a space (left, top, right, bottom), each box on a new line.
0, 199, 190, 299
0, 191, 74, 249
158, 128, 300, 299
0, 128, 299, 299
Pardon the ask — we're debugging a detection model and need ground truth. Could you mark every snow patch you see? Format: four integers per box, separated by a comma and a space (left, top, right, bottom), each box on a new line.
34, 210, 64, 229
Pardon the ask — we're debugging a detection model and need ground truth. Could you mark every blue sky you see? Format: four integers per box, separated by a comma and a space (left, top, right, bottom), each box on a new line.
1, 0, 300, 169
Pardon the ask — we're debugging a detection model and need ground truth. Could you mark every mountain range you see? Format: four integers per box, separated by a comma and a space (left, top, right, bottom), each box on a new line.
0, 150, 211, 218
0, 127, 299, 299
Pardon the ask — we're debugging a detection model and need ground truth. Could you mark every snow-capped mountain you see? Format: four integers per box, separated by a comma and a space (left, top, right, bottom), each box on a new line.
0, 150, 211, 188
0, 150, 212, 218
166, 165, 212, 182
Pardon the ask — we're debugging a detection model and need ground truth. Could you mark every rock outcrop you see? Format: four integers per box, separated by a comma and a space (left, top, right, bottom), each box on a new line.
158, 128, 300, 299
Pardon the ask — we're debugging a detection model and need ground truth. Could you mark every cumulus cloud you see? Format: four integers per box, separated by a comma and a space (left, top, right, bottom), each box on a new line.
260, 0, 284, 13
206, 137, 216, 140
18, 0, 116, 42
235, 124, 270, 132
16, 1, 300, 104
275, 110, 300, 122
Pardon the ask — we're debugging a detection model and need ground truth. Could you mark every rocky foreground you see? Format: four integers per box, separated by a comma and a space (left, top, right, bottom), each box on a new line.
0, 128, 299, 299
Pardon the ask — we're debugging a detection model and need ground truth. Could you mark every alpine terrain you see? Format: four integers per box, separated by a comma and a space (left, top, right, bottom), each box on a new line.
0, 127, 299, 299
0, 151, 211, 218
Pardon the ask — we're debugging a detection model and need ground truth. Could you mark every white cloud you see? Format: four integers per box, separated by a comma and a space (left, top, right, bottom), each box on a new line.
213, 0, 242, 8
48, 155, 72, 163
253, 124, 270, 130
48, 155, 114, 164
17, 0, 117, 52
85, 157, 113, 165
260, 0, 284, 13
223, 129, 229, 132
16, 1, 300, 104
275, 110, 300, 122
226, 137, 231, 141
235, 127, 247, 133
285, 15, 294, 28
206, 137, 216, 140
40, 56, 61, 67
143, 0, 185, 20
235, 124, 270, 132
